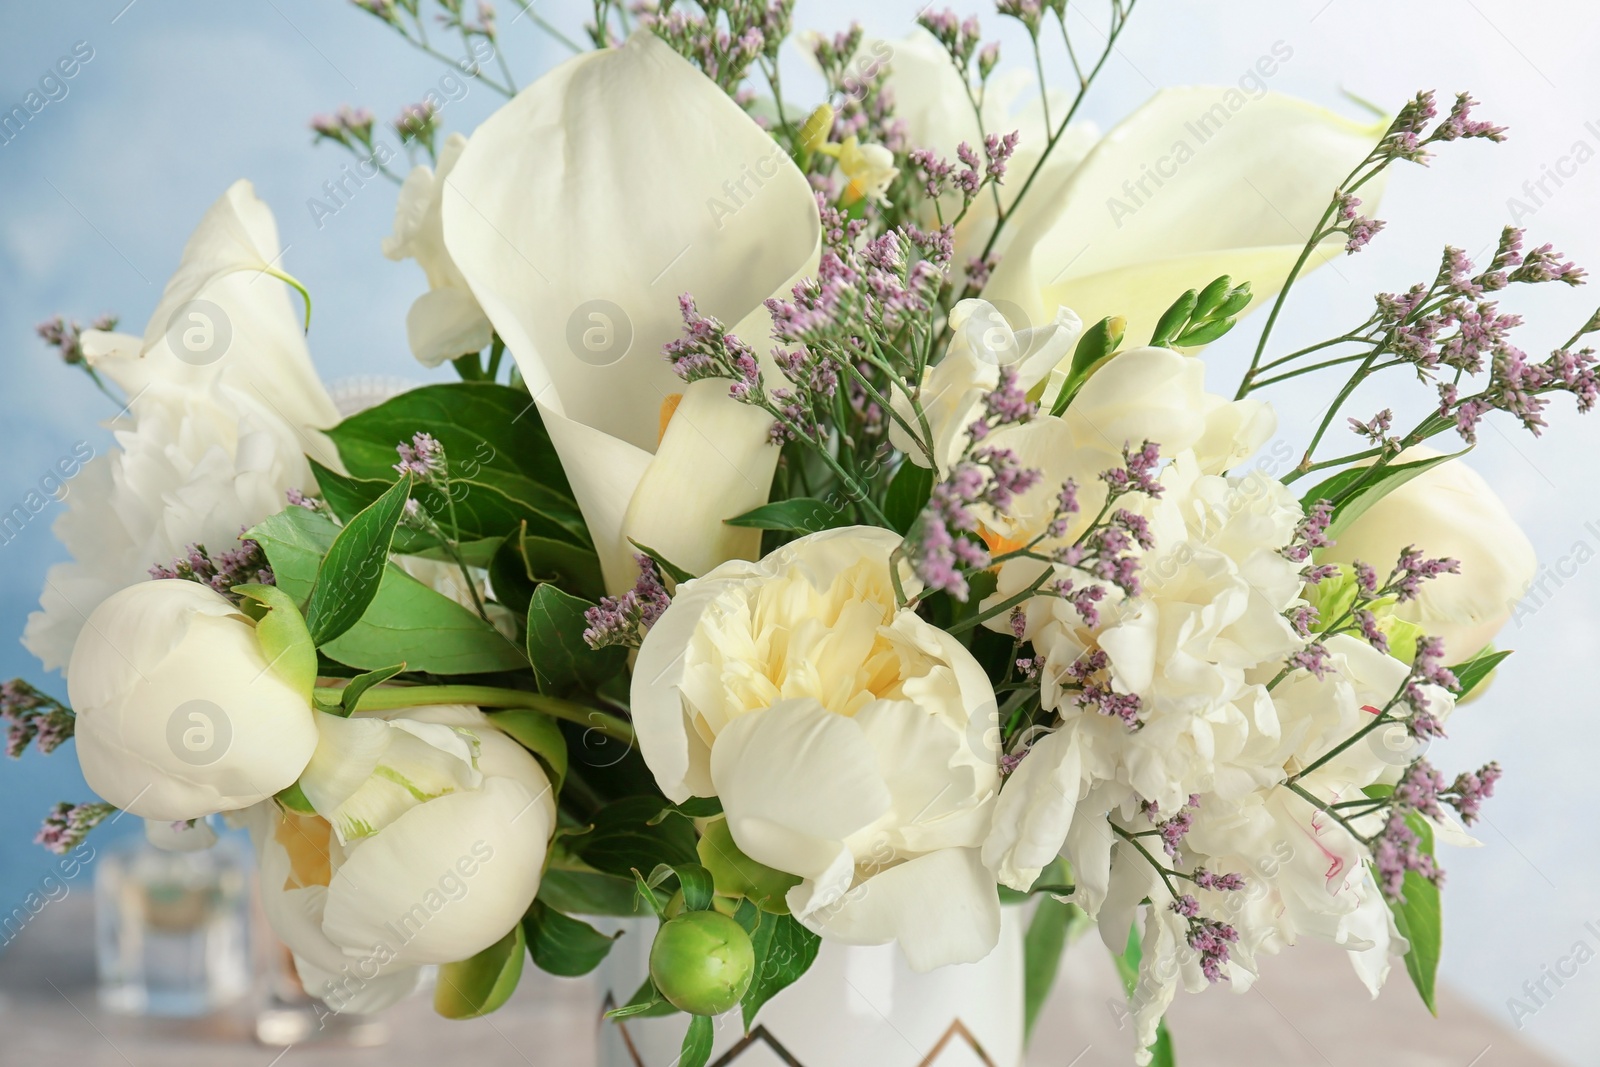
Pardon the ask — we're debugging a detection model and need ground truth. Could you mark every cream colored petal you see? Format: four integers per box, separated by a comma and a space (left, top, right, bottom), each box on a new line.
803, 847, 1001, 971
984, 88, 1387, 343
709, 699, 890, 886
621, 379, 776, 588
538, 401, 655, 595
981, 727, 1083, 890
405, 287, 493, 368
293, 955, 423, 1015
323, 776, 550, 968
443, 30, 820, 452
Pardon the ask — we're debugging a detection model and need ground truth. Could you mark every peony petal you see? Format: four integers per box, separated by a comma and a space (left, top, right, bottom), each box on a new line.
709, 699, 890, 889
802, 847, 1001, 971
322, 776, 550, 968
983, 88, 1387, 343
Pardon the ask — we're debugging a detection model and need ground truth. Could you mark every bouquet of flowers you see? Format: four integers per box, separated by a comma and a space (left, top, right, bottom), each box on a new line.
12, 1, 1595, 1064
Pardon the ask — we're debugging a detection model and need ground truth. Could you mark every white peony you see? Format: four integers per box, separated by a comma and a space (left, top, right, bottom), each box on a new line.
631, 527, 1003, 970
245, 704, 555, 1014
66, 580, 319, 822
24, 182, 338, 671
383, 132, 495, 368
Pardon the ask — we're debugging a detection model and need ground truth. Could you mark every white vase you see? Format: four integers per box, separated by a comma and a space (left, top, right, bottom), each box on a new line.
595, 908, 1024, 1067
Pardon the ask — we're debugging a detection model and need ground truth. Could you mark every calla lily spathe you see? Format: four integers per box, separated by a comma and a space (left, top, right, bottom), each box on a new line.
982, 88, 1388, 342
443, 31, 821, 591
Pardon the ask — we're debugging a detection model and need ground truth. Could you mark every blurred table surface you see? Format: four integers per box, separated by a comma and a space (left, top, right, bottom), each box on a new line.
0, 893, 1560, 1067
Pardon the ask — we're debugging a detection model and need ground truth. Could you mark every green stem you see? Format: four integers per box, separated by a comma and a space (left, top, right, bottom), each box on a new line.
320, 684, 635, 744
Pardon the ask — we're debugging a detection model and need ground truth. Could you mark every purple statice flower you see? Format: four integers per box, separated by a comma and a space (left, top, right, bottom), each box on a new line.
667, 294, 764, 402
1352, 560, 1380, 597
1144, 793, 1202, 860
1509, 242, 1586, 286
1069, 650, 1142, 729
968, 365, 1037, 442
36, 313, 119, 366
1100, 441, 1164, 499
1345, 214, 1386, 254
1446, 761, 1502, 825
583, 555, 673, 651
151, 534, 274, 599
1192, 868, 1247, 892
1373, 810, 1442, 902
286, 487, 321, 510
2, 680, 75, 759
916, 8, 982, 67
1281, 500, 1334, 564
1289, 643, 1332, 680
1393, 760, 1448, 821
36, 801, 115, 855
1186, 916, 1241, 984
1348, 408, 1393, 445
1438, 92, 1507, 142
1287, 604, 1319, 638
996, 0, 1043, 33
393, 432, 445, 480
1389, 547, 1460, 602
1353, 608, 1389, 653
965, 252, 1000, 291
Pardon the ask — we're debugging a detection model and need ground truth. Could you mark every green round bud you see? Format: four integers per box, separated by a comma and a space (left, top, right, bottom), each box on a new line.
649, 911, 755, 1016
697, 818, 801, 914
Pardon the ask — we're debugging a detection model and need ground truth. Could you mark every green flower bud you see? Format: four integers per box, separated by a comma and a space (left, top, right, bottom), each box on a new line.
697, 817, 801, 914
1215, 284, 1254, 319
1173, 316, 1237, 347
649, 911, 755, 1016
1150, 289, 1198, 348
1051, 315, 1126, 416
1191, 275, 1235, 320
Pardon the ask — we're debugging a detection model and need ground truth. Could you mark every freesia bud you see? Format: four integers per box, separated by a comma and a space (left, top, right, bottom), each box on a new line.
797, 103, 834, 155
67, 580, 320, 822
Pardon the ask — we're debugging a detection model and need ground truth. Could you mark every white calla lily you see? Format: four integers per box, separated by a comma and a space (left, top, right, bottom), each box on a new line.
383, 132, 495, 367
1320, 447, 1536, 662
982, 88, 1388, 343
247, 705, 554, 1012
66, 580, 318, 822
632, 527, 1002, 970
444, 31, 820, 591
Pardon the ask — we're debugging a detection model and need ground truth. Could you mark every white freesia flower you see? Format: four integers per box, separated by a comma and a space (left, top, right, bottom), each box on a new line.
245, 705, 554, 1013
982, 88, 1388, 343
66, 580, 318, 822
888, 299, 1083, 470
444, 31, 821, 592
816, 135, 899, 206
24, 182, 338, 671
1320, 447, 1536, 661
383, 132, 494, 368
632, 527, 1003, 970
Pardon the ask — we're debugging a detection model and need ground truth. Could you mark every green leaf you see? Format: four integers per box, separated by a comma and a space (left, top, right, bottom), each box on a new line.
575, 796, 700, 879
232, 583, 317, 699
485, 709, 569, 787
304, 474, 413, 646
725, 498, 847, 533
1024, 896, 1087, 1042
435, 923, 525, 1019
680, 1013, 714, 1067
526, 584, 628, 695
883, 461, 934, 535
607, 976, 678, 1019
1449, 648, 1512, 700
630, 540, 697, 585
334, 663, 406, 717
276, 780, 316, 814
522, 900, 621, 977
490, 521, 606, 615
667, 797, 724, 820
740, 912, 821, 1031
538, 867, 654, 917
250, 506, 526, 675
1388, 813, 1442, 1015
647, 863, 716, 913
1300, 450, 1463, 541
327, 382, 588, 547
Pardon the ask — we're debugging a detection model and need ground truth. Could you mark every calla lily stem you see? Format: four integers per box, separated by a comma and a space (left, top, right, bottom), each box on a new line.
315, 684, 635, 744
